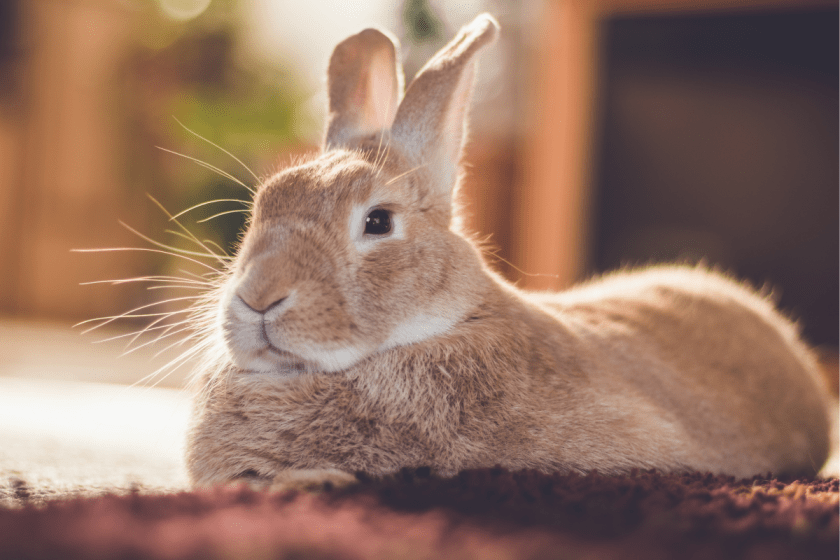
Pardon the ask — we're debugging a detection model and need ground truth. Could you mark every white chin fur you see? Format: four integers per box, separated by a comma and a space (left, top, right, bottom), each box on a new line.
295, 345, 371, 373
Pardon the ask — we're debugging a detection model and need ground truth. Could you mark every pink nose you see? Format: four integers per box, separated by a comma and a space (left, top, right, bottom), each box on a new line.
238, 294, 287, 314
234, 251, 294, 314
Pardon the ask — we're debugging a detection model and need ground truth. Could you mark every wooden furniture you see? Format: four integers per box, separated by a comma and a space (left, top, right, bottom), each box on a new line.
515, 0, 835, 290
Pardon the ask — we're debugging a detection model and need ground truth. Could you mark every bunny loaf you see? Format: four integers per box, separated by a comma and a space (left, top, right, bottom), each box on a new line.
186, 14, 833, 486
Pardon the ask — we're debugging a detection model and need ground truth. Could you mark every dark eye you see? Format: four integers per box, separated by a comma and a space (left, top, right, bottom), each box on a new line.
364, 208, 392, 235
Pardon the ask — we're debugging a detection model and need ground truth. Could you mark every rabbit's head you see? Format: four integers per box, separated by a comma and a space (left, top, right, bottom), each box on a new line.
219, 15, 499, 375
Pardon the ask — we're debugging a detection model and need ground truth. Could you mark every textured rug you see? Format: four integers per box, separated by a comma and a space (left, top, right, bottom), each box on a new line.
1, 468, 837, 560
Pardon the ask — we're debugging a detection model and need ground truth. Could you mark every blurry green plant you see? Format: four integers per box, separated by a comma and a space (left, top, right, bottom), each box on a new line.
165, 57, 307, 258
402, 0, 445, 44
122, 0, 313, 276
398, 0, 448, 82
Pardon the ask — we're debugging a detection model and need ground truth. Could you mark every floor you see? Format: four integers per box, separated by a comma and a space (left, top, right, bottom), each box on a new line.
0, 318, 195, 506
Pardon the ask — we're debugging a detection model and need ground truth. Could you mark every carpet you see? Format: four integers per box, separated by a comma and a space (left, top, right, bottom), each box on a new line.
1, 468, 837, 560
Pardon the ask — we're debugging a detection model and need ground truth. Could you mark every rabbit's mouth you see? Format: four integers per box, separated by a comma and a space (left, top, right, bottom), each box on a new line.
232, 344, 309, 376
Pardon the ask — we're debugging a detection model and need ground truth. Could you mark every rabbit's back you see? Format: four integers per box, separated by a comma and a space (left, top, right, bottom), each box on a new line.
528, 265, 831, 476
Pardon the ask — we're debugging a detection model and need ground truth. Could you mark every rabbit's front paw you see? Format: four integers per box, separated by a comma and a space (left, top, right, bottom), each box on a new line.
269, 468, 359, 494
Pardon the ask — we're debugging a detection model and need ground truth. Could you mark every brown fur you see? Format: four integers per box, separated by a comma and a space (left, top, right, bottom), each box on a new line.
185, 14, 832, 486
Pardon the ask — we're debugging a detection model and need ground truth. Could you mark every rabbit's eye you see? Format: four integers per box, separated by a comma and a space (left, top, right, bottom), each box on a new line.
365, 209, 392, 235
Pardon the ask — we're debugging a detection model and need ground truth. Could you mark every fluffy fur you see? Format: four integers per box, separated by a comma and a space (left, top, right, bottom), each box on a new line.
185, 14, 832, 486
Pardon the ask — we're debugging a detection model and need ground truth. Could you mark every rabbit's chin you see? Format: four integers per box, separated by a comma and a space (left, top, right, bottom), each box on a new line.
227, 345, 308, 376
225, 332, 374, 376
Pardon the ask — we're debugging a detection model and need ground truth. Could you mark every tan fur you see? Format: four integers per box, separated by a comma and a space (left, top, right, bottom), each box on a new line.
185, 14, 832, 486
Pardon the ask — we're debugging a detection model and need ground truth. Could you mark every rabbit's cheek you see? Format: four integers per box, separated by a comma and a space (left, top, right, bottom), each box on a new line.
273, 289, 374, 372
378, 311, 461, 351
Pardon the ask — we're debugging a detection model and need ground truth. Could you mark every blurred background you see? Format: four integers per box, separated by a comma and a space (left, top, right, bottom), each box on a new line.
0, 0, 836, 387
0, 0, 837, 496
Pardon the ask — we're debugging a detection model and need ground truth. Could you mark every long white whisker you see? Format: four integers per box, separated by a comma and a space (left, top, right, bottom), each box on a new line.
119, 220, 229, 263
127, 342, 204, 390
197, 209, 251, 223
80, 275, 211, 287
92, 318, 192, 345
147, 284, 208, 291
148, 328, 203, 359
202, 238, 230, 257
173, 116, 261, 184
179, 268, 220, 282
372, 84, 395, 173
81, 311, 191, 322
162, 231, 234, 261
155, 146, 255, 194
74, 296, 201, 332
170, 198, 252, 221
159, 229, 234, 262
125, 313, 191, 349
74, 247, 220, 272
120, 325, 194, 357
385, 163, 426, 186
146, 194, 229, 265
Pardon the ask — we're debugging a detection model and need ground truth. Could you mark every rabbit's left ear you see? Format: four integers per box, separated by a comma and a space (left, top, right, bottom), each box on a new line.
391, 14, 498, 199
325, 28, 404, 149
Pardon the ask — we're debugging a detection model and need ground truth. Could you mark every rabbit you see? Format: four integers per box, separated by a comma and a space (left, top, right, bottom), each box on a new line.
185, 14, 833, 488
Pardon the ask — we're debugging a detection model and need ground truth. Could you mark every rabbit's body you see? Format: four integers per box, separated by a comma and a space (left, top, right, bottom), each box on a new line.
185, 15, 832, 486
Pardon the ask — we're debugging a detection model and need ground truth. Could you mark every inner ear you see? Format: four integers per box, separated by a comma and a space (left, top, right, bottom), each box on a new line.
390, 14, 498, 200
325, 28, 404, 149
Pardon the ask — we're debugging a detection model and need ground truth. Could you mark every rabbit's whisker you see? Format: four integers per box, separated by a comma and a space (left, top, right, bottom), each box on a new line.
93, 318, 192, 345
155, 146, 256, 195
125, 312, 193, 349
120, 324, 194, 358
74, 247, 221, 272
120, 220, 232, 263
75, 296, 201, 332
80, 311, 190, 323
384, 163, 426, 186
372, 127, 389, 173
80, 276, 211, 288
161, 229, 233, 261
197, 209, 251, 223
146, 194, 230, 264
374, 144, 392, 176
151, 329, 199, 358
178, 268, 221, 282
202, 239, 230, 258
170, 198, 252, 221
147, 284, 208, 291
483, 246, 561, 280
127, 342, 204, 390
173, 116, 261, 185
79, 312, 189, 345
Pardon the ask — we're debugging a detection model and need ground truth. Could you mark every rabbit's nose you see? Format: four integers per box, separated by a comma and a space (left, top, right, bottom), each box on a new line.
239, 294, 288, 315
234, 252, 294, 314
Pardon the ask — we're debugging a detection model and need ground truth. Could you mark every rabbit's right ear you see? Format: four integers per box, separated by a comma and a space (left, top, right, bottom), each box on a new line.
325, 29, 404, 149
390, 14, 498, 205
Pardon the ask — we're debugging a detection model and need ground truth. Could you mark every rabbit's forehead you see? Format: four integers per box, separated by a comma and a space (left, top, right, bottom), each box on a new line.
253, 151, 388, 222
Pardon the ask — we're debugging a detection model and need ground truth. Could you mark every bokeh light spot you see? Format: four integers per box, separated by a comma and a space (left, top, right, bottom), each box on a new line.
159, 0, 212, 21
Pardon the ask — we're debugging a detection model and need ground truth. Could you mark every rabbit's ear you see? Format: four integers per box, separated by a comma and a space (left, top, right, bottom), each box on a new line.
325, 28, 404, 149
391, 14, 498, 199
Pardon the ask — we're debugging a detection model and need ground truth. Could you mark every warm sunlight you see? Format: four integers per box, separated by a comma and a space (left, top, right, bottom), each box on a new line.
0, 2, 836, 558
0, 376, 190, 488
